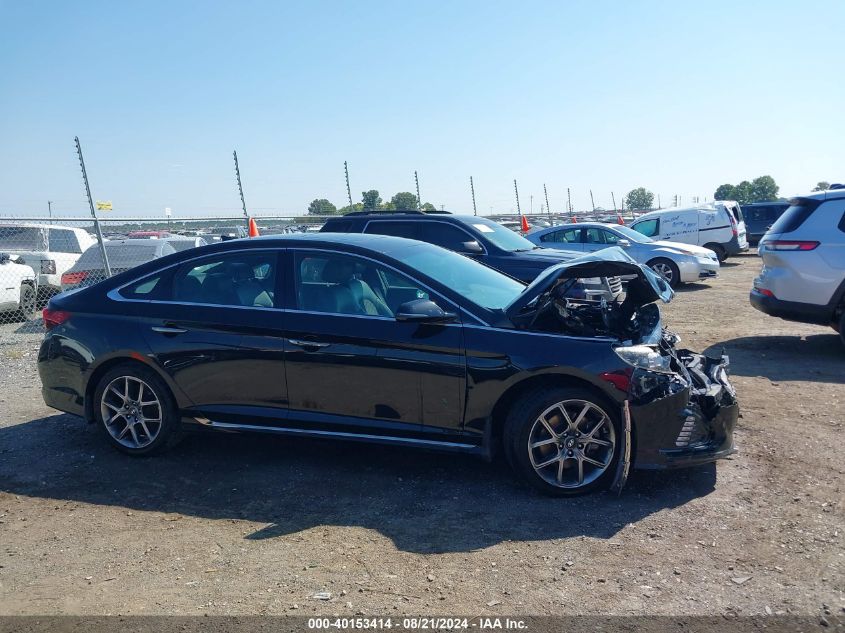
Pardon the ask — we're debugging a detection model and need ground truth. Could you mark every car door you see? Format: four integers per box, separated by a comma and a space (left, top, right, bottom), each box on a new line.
283, 248, 466, 437
537, 228, 584, 251
582, 227, 619, 253
128, 248, 289, 422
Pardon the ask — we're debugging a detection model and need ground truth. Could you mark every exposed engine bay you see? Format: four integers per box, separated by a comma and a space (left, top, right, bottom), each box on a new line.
527, 279, 663, 341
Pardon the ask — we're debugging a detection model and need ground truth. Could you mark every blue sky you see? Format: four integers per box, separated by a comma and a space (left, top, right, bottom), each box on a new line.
1, 0, 843, 218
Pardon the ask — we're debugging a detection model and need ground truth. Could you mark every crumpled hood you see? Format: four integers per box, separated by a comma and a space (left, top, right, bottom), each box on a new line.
505, 247, 674, 319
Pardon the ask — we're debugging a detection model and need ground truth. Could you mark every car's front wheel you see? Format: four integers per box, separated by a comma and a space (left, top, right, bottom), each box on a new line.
503, 386, 620, 496
92, 363, 180, 455
647, 257, 681, 289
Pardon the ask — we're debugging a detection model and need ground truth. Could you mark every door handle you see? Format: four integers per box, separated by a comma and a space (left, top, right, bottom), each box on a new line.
151, 326, 188, 334
288, 338, 330, 349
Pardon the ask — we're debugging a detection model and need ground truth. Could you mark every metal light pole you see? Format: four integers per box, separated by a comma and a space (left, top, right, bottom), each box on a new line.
414, 171, 422, 211
47, 200, 53, 224
470, 176, 477, 216
74, 136, 111, 277
233, 150, 248, 228
344, 161, 353, 209
543, 184, 551, 220
513, 180, 522, 217
590, 189, 596, 212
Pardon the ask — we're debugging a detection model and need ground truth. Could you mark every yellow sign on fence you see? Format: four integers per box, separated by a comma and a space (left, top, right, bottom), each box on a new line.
96, 201, 112, 211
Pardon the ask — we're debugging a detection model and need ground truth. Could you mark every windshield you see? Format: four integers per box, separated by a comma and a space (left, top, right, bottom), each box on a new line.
466, 217, 537, 252
386, 240, 525, 310
0, 226, 47, 250
613, 225, 653, 243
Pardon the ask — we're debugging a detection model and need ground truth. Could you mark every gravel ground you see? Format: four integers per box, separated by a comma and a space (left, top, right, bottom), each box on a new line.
0, 253, 842, 617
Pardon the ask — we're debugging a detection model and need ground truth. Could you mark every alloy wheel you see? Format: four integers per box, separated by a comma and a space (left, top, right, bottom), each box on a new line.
528, 399, 616, 489
651, 261, 674, 284
99, 376, 163, 449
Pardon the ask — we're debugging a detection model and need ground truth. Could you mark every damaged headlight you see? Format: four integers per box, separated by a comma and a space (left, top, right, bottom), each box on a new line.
614, 345, 673, 374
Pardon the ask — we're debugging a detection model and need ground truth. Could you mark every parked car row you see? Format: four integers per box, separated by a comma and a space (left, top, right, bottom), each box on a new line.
525, 222, 719, 288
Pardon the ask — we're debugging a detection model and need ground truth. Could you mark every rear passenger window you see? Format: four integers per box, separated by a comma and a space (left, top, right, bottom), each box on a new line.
120, 274, 168, 299
173, 253, 277, 307
365, 221, 417, 239
418, 223, 476, 251
49, 229, 81, 253
541, 229, 580, 243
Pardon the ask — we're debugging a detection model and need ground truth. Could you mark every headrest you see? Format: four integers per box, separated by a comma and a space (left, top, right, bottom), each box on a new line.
322, 258, 355, 284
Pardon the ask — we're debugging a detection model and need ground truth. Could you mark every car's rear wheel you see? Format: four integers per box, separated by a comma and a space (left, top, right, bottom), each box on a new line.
647, 258, 681, 288
12, 283, 36, 322
704, 243, 727, 262
503, 386, 620, 496
92, 363, 179, 455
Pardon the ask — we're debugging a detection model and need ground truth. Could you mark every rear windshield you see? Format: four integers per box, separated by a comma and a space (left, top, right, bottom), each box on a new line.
768, 198, 821, 235
76, 243, 164, 268
0, 226, 47, 250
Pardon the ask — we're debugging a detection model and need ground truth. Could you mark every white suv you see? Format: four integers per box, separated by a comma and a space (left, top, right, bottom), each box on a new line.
0, 224, 96, 299
750, 185, 845, 344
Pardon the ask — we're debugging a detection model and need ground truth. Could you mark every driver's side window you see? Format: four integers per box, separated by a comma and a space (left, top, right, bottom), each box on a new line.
294, 251, 431, 318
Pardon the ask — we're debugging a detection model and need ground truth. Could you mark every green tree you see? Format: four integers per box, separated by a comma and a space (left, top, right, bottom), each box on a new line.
625, 187, 655, 211
337, 202, 364, 215
750, 175, 779, 202
307, 198, 337, 215
714, 184, 736, 201
733, 181, 753, 204
421, 202, 437, 213
813, 181, 830, 192
391, 191, 418, 211
361, 190, 382, 211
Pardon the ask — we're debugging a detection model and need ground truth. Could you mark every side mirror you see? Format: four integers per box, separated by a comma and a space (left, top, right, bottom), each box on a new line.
459, 240, 483, 254
618, 239, 631, 248
395, 299, 457, 324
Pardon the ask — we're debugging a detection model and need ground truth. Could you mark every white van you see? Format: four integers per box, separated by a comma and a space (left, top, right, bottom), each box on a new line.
629, 201, 748, 261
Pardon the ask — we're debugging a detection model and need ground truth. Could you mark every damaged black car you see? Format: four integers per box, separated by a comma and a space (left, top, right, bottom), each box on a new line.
38, 234, 738, 496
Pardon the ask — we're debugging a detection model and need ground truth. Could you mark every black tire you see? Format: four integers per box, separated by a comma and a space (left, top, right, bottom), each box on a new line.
503, 386, 621, 496
12, 283, 36, 322
92, 363, 180, 456
647, 257, 681, 289
704, 243, 727, 262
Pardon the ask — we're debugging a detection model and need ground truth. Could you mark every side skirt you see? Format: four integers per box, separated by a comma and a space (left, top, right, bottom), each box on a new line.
185, 417, 486, 456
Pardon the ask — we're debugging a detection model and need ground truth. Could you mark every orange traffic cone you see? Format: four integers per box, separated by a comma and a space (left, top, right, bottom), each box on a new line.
248, 217, 260, 237
572, 216, 578, 223
617, 212, 625, 225
520, 215, 530, 233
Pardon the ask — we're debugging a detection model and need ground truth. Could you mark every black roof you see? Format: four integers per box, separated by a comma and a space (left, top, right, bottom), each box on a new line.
341, 209, 452, 217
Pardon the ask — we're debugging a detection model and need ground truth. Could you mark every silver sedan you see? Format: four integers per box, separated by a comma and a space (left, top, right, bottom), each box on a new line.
525, 222, 720, 288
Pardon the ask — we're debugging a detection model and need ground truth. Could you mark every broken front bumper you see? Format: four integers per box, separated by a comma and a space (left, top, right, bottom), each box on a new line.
628, 350, 738, 470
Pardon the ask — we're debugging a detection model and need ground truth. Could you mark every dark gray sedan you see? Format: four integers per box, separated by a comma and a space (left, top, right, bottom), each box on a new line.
60, 239, 176, 291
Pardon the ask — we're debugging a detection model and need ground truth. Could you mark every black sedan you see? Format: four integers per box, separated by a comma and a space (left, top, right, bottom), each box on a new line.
38, 234, 738, 496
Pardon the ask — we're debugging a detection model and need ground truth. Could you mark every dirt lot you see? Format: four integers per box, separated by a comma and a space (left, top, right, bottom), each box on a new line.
0, 253, 842, 617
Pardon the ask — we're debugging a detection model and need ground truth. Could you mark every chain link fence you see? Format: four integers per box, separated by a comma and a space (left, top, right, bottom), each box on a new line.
0, 216, 327, 340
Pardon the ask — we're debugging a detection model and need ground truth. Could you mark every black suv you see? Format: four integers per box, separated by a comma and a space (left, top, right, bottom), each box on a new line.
321, 211, 622, 296
741, 202, 789, 245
